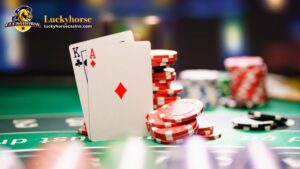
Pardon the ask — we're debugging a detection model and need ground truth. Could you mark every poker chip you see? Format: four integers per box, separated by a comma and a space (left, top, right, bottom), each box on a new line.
180, 69, 220, 108
196, 119, 214, 132
158, 99, 204, 123
201, 130, 222, 140
152, 66, 167, 73
224, 56, 268, 107
151, 50, 179, 111
152, 67, 175, 74
224, 56, 264, 70
151, 49, 177, 60
234, 124, 275, 131
145, 121, 151, 132
152, 61, 174, 67
196, 128, 214, 136
152, 79, 174, 85
154, 93, 178, 98
154, 137, 184, 145
152, 57, 176, 64
153, 75, 176, 82
153, 81, 172, 86
153, 96, 179, 105
232, 116, 275, 130
154, 100, 178, 106
154, 83, 183, 96
77, 123, 88, 135
152, 67, 175, 77
151, 120, 198, 141
153, 83, 170, 91
248, 111, 295, 127
148, 49, 207, 145
152, 126, 196, 141
146, 110, 181, 128
153, 105, 162, 110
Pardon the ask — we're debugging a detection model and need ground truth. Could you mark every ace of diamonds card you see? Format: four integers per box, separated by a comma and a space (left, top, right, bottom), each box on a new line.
87, 41, 153, 141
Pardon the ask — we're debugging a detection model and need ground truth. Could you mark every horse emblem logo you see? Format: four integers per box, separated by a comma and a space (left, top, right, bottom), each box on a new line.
5, 5, 41, 32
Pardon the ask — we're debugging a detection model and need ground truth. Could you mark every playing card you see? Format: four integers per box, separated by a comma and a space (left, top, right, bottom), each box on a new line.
69, 31, 134, 135
87, 41, 153, 141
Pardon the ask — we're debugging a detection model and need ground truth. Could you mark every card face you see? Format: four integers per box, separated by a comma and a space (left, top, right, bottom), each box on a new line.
87, 41, 153, 141
69, 31, 134, 135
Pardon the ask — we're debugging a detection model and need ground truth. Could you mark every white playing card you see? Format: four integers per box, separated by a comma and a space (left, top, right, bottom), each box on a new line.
87, 41, 153, 141
69, 31, 134, 135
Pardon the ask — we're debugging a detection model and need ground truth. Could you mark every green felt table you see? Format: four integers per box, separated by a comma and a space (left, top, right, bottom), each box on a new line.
0, 85, 300, 168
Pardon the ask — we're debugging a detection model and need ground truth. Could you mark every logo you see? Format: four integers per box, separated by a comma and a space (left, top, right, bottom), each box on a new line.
4, 5, 41, 32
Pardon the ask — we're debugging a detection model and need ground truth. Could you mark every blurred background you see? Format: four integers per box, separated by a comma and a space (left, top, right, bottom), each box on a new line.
1, 0, 300, 81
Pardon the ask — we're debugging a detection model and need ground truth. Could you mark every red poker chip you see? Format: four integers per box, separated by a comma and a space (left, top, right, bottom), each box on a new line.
152, 67, 175, 75
158, 99, 204, 123
153, 100, 178, 106
153, 96, 179, 101
152, 57, 177, 63
154, 100, 176, 107
196, 119, 214, 132
151, 49, 177, 60
153, 105, 161, 110
153, 131, 195, 142
151, 120, 198, 140
77, 125, 88, 136
153, 71, 176, 79
145, 121, 151, 132
152, 59, 176, 64
153, 78, 175, 84
154, 84, 183, 96
153, 76, 176, 83
224, 56, 264, 70
153, 83, 170, 91
154, 137, 184, 145
154, 93, 179, 98
152, 61, 174, 67
152, 124, 196, 141
146, 110, 181, 128
153, 96, 180, 106
195, 128, 214, 136
201, 130, 222, 140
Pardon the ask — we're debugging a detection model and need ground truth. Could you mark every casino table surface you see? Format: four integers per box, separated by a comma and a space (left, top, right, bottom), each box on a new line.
0, 84, 300, 168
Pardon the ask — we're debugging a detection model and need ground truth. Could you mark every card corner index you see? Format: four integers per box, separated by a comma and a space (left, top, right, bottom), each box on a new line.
69, 44, 76, 51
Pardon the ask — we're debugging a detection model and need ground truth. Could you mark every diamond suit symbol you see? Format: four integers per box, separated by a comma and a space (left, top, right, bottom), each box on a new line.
115, 82, 127, 99
90, 60, 96, 67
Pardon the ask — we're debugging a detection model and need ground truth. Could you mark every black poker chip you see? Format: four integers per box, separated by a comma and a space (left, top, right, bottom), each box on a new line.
232, 116, 277, 131
248, 111, 295, 127
152, 66, 167, 73
233, 124, 276, 131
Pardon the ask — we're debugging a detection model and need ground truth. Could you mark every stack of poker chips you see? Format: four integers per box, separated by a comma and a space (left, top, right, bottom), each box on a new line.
179, 69, 220, 108
224, 56, 268, 108
232, 111, 295, 131
151, 49, 182, 110
145, 99, 221, 144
